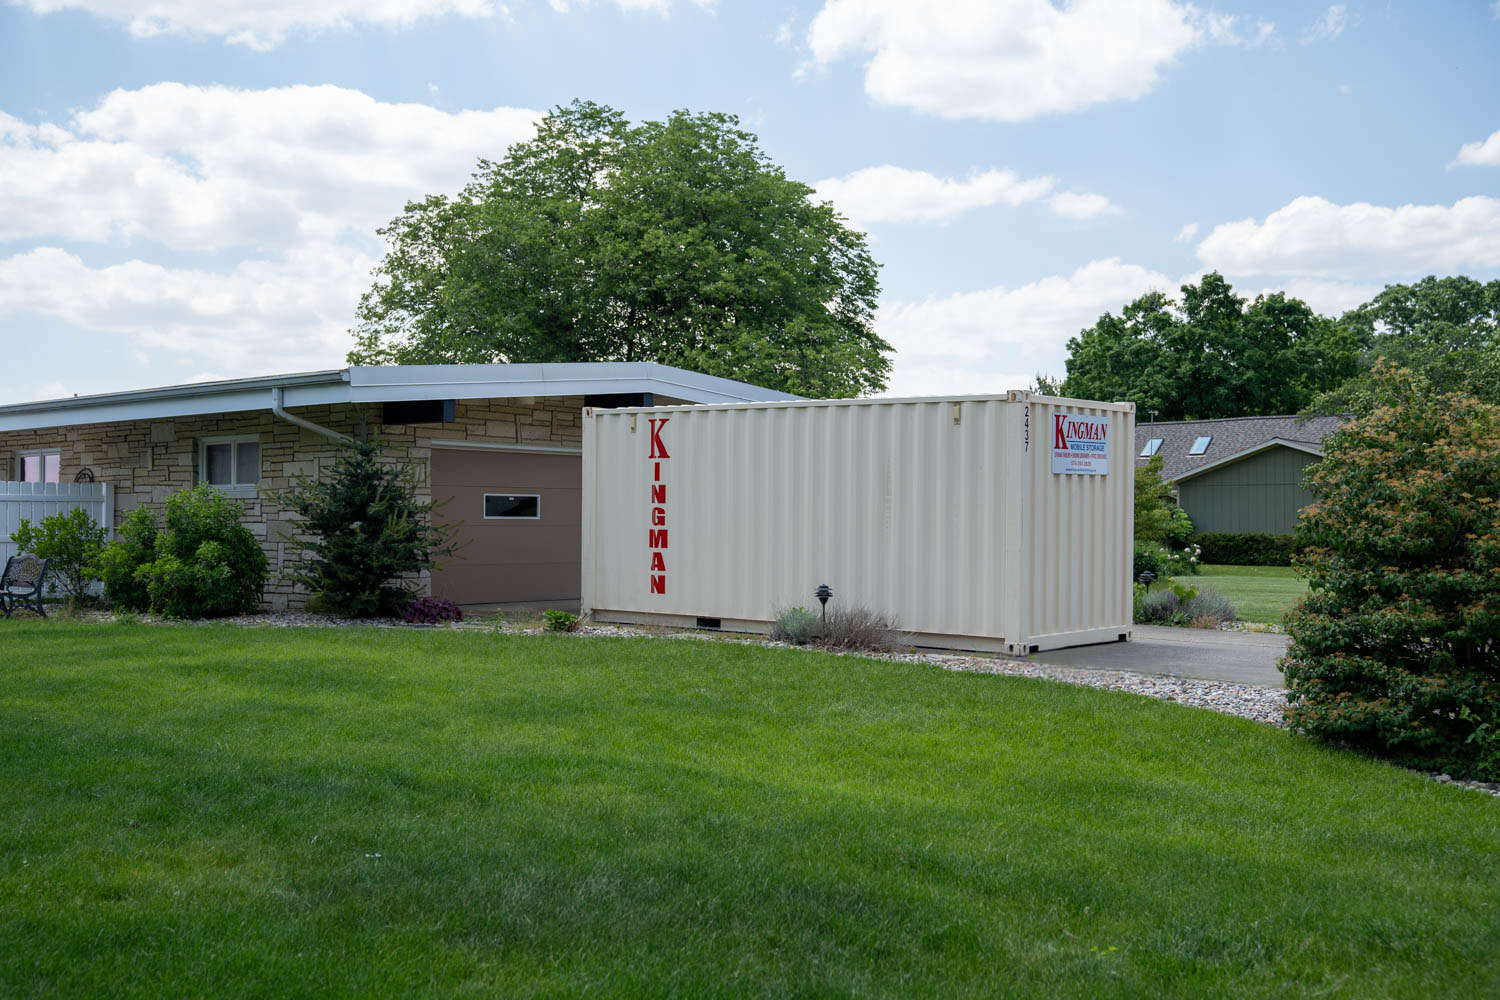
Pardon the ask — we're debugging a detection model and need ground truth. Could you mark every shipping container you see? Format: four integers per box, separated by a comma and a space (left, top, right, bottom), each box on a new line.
581, 391, 1134, 653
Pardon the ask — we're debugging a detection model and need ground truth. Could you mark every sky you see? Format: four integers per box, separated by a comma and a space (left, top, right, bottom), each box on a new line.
2, 0, 1498, 401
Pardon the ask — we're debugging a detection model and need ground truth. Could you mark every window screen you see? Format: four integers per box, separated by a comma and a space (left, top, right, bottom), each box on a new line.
20, 452, 60, 483
203, 439, 259, 488
1189, 435, 1212, 455
484, 494, 541, 519
206, 443, 234, 485
1139, 438, 1163, 457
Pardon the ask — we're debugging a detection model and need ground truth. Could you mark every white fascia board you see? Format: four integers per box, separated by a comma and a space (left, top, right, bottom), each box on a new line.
346, 363, 804, 405
1169, 438, 1324, 483
0, 363, 801, 433
0, 372, 350, 433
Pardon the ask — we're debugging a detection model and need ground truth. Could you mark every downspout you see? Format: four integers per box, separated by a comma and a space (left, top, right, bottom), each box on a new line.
270, 386, 351, 443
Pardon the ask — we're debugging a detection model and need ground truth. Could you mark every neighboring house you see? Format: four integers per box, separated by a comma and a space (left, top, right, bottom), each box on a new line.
0, 363, 798, 609
1134, 415, 1343, 535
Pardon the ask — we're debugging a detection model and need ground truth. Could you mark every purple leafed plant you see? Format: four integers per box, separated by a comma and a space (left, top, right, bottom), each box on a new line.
403, 597, 464, 625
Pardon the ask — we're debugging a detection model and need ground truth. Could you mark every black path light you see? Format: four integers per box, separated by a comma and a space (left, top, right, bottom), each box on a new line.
815, 583, 833, 625
1137, 570, 1156, 591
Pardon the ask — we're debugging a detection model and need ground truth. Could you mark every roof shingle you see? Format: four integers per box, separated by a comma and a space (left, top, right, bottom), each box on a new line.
1134, 414, 1342, 480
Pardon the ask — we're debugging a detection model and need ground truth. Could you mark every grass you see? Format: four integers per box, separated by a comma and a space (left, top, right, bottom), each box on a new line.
1173, 564, 1309, 623
2, 621, 1497, 998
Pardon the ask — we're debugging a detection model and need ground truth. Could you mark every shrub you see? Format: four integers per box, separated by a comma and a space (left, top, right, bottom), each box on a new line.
1182, 587, 1236, 627
1162, 504, 1195, 550
544, 609, 580, 632
1135, 583, 1235, 627
96, 506, 157, 612
138, 486, 268, 618
1134, 540, 1199, 583
1195, 532, 1297, 566
1282, 368, 1500, 781
402, 597, 463, 624
9, 507, 106, 599
1135, 454, 1179, 545
814, 605, 903, 653
769, 605, 819, 645
278, 438, 456, 618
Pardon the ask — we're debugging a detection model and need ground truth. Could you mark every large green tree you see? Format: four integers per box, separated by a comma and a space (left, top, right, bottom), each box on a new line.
1305, 275, 1500, 416
1052, 274, 1364, 420
349, 101, 889, 398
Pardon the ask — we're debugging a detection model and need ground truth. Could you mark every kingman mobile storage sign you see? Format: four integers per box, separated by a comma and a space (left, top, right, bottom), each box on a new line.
582, 392, 1135, 654
1051, 412, 1110, 475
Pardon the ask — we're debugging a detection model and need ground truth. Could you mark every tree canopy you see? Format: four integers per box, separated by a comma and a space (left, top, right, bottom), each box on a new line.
349, 100, 889, 398
1047, 272, 1500, 420
1304, 275, 1500, 416
1050, 273, 1364, 420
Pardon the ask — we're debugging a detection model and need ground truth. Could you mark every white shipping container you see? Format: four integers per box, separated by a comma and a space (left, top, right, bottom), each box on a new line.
582, 391, 1135, 653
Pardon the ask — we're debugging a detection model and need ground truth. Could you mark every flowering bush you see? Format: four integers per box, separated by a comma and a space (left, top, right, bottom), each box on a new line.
1282, 368, 1500, 780
402, 597, 463, 624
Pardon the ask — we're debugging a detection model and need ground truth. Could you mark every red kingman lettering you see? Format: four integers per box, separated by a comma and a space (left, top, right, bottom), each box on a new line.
651, 507, 666, 526
654, 462, 662, 482
1053, 413, 1068, 449
649, 418, 670, 458
650, 575, 666, 594
649, 529, 668, 548
651, 484, 666, 503
650, 552, 665, 572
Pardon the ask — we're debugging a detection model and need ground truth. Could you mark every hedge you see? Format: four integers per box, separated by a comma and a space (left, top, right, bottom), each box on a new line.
1194, 532, 1297, 566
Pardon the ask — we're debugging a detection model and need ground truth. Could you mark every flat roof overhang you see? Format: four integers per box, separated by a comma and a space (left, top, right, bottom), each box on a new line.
0, 363, 804, 433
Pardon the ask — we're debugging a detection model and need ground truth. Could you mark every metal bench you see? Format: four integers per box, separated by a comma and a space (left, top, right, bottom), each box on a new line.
1, 554, 48, 618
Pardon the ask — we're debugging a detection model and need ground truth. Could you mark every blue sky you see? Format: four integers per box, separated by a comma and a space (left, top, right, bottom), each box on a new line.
2, 0, 1498, 400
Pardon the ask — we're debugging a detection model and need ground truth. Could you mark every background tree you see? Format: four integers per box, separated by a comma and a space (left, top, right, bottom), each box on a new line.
1282, 366, 1500, 780
350, 100, 889, 398
1053, 274, 1364, 419
1305, 275, 1500, 416
279, 438, 456, 618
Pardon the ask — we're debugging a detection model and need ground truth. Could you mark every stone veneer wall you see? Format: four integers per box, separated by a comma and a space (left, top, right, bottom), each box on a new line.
0, 397, 584, 610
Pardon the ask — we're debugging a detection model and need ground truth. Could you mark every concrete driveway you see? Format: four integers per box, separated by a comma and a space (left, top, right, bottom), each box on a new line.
1031, 626, 1290, 687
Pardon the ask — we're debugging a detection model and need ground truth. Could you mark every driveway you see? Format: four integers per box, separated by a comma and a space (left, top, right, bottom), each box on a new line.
1031, 626, 1290, 687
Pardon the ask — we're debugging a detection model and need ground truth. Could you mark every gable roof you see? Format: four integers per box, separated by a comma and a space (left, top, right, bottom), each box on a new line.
0, 363, 804, 433
1135, 414, 1342, 481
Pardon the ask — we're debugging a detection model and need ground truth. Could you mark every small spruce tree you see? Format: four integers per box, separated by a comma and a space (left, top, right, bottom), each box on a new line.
279, 438, 456, 617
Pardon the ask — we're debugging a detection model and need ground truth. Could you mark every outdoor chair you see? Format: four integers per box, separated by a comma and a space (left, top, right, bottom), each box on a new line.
1, 553, 48, 618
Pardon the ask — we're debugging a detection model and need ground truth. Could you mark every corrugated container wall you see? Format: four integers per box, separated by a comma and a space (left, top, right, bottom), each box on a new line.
582, 392, 1134, 653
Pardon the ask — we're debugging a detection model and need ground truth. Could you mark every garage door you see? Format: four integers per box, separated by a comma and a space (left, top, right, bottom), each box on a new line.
430, 448, 581, 605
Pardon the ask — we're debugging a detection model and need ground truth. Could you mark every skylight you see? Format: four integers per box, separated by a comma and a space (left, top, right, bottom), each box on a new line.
1139, 438, 1162, 457
1189, 435, 1212, 456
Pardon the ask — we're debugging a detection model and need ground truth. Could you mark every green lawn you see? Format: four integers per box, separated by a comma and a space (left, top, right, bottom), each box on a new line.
2, 622, 1496, 998
1174, 564, 1310, 623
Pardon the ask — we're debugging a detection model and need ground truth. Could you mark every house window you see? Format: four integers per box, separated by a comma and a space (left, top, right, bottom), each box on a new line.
484, 494, 541, 519
17, 450, 61, 483
1189, 435, 1212, 456
1139, 438, 1163, 457
199, 436, 261, 490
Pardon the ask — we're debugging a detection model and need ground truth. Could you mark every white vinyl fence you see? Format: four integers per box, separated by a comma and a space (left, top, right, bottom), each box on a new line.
0, 482, 113, 593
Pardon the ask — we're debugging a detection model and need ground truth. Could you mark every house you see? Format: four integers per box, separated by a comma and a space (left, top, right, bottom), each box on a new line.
0, 363, 798, 609
1134, 414, 1342, 535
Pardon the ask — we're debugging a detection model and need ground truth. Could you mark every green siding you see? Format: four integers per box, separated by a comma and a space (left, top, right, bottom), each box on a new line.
1177, 446, 1319, 535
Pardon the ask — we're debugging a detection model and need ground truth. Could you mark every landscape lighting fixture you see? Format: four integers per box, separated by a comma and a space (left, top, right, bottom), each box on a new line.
815, 583, 833, 624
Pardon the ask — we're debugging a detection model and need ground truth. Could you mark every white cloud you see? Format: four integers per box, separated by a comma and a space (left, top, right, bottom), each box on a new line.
813, 165, 1056, 223
878, 258, 1172, 395
1454, 128, 1500, 167
1175, 222, 1199, 243
1196, 195, 1500, 279
1047, 191, 1120, 219
1244, 279, 1382, 318
804, 0, 1269, 122
1302, 4, 1348, 43
0, 244, 375, 374
0, 84, 539, 252
13, 0, 713, 49
1199, 11, 1276, 46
